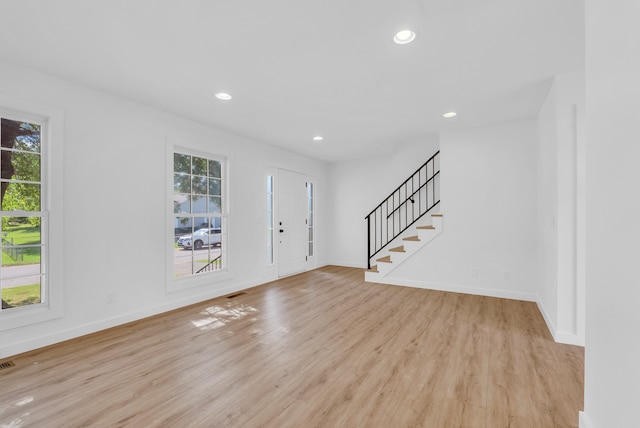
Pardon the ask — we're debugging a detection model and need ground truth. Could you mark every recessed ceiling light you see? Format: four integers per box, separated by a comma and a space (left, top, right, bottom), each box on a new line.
312, 136, 324, 141
443, 111, 457, 118
215, 92, 232, 101
394, 30, 416, 45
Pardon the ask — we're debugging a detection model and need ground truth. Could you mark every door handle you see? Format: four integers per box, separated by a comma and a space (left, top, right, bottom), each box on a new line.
280, 229, 284, 233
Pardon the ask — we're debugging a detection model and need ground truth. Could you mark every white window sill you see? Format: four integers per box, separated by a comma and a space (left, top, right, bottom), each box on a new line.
0, 303, 63, 332
167, 269, 232, 293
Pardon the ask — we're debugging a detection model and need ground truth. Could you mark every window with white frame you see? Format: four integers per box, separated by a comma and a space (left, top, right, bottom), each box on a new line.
0, 116, 46, 312
307, 182, 314, 257
267, 175, 274, 265
0, 101, 62, 331
172, 150, 226, 278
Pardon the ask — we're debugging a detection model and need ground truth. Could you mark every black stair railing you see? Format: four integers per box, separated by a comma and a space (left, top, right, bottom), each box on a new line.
365, 151, 440, 269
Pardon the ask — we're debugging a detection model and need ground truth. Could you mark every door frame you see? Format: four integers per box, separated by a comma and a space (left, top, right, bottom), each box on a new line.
264, 165, 315, 278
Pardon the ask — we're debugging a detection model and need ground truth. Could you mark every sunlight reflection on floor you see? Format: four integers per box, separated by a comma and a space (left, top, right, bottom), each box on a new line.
190, 304, 259, 331
14, 397, 33, 407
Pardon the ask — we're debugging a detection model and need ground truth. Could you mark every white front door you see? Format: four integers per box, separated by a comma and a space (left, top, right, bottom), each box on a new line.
278, 169, 308, 277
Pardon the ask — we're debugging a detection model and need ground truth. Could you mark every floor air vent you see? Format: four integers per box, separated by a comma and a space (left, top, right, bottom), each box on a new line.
226, 292, 246, 299
0, 361, 15, 370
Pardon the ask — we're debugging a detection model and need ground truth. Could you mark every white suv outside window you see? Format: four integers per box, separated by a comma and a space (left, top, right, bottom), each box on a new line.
177, 228, 221, 250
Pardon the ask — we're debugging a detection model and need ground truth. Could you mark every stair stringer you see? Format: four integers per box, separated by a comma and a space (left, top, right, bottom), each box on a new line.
365, 214, 443, 282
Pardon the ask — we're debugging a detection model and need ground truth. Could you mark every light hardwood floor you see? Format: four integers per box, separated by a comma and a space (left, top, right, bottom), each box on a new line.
0, 266, 583, 427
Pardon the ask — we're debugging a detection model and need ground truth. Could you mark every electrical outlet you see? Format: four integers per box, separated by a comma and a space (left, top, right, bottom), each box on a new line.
471, 268, 478, 278
106, 292, 116, 304
503, 271, 511, 280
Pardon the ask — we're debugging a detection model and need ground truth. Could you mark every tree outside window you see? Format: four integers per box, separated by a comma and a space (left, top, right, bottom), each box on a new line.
1, 118, 44, 310
172, 151, 225, 278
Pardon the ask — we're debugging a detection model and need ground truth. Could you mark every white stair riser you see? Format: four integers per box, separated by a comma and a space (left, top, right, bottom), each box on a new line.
387, 251, 410, 264
377, 262, 394, 276
401, 240, 422, 252
431, 216, 443, 229
366, 214, 443, 280
364, 271, 378, 281
416, 229, 438, 241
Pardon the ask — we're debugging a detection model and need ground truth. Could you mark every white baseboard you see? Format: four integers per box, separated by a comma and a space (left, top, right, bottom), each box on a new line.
536, 299, 585, 346
0, 278, 266, 359
555, 331, 585, 347
369, 276, 538, 302
1, 264, 353, 359
579, 411, 593, 428
372, 277, 587, 346
329, 260, 367, 269
367, 276, 586, 346
536, 298, 559, 340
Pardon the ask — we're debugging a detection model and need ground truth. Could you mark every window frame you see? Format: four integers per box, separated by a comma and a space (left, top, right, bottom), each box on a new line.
166, 142, 230, 292
266, 175, 274, 265
307, 181, 314, 259
0, 96, 64, 331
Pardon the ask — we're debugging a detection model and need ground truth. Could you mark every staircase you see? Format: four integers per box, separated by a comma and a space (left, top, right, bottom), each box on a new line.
365, 150, 441, 275
365, 213, 443, 281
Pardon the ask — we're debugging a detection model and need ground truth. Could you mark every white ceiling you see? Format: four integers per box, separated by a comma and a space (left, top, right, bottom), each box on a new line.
0, 0, 584, 162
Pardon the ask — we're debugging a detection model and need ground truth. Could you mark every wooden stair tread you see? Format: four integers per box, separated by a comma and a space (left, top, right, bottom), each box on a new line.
402, 236, 420, 241
364, 212, 443, 282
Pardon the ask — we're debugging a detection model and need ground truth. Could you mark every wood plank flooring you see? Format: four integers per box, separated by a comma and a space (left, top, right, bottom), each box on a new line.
0, 266, 584, 427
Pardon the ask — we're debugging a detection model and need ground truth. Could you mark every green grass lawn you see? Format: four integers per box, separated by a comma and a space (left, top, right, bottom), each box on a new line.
2, 284, 41, 307
196, 259, 222, 264
2, 224, 41, 266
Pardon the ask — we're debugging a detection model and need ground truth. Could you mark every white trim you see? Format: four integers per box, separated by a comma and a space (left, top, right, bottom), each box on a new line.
330, 260, 367, 269
308, 176, 318, 271
276, 168, 314, 277
266, 173, 275, 266
264, 165, 279, 271
536, 298, 558, 338
0, 94, 64, 331
554, 331, 585, 347
367, 276, 538, 302
537, 298, 585, 346
307, 181, 315, 260
579, 411, 593, 428
169, 270, 233, 292
575, 101, 587, 344
364, 272, 584, 344
165, 138, 231, 292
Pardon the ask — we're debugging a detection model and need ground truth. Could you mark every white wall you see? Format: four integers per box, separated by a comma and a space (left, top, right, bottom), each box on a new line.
0, 61, 328, 358
327, 138, 439, 267
537, 78, 559, 331
378, 120, 538, 301
582, 1, 640, 427
536, 72, 586, 346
